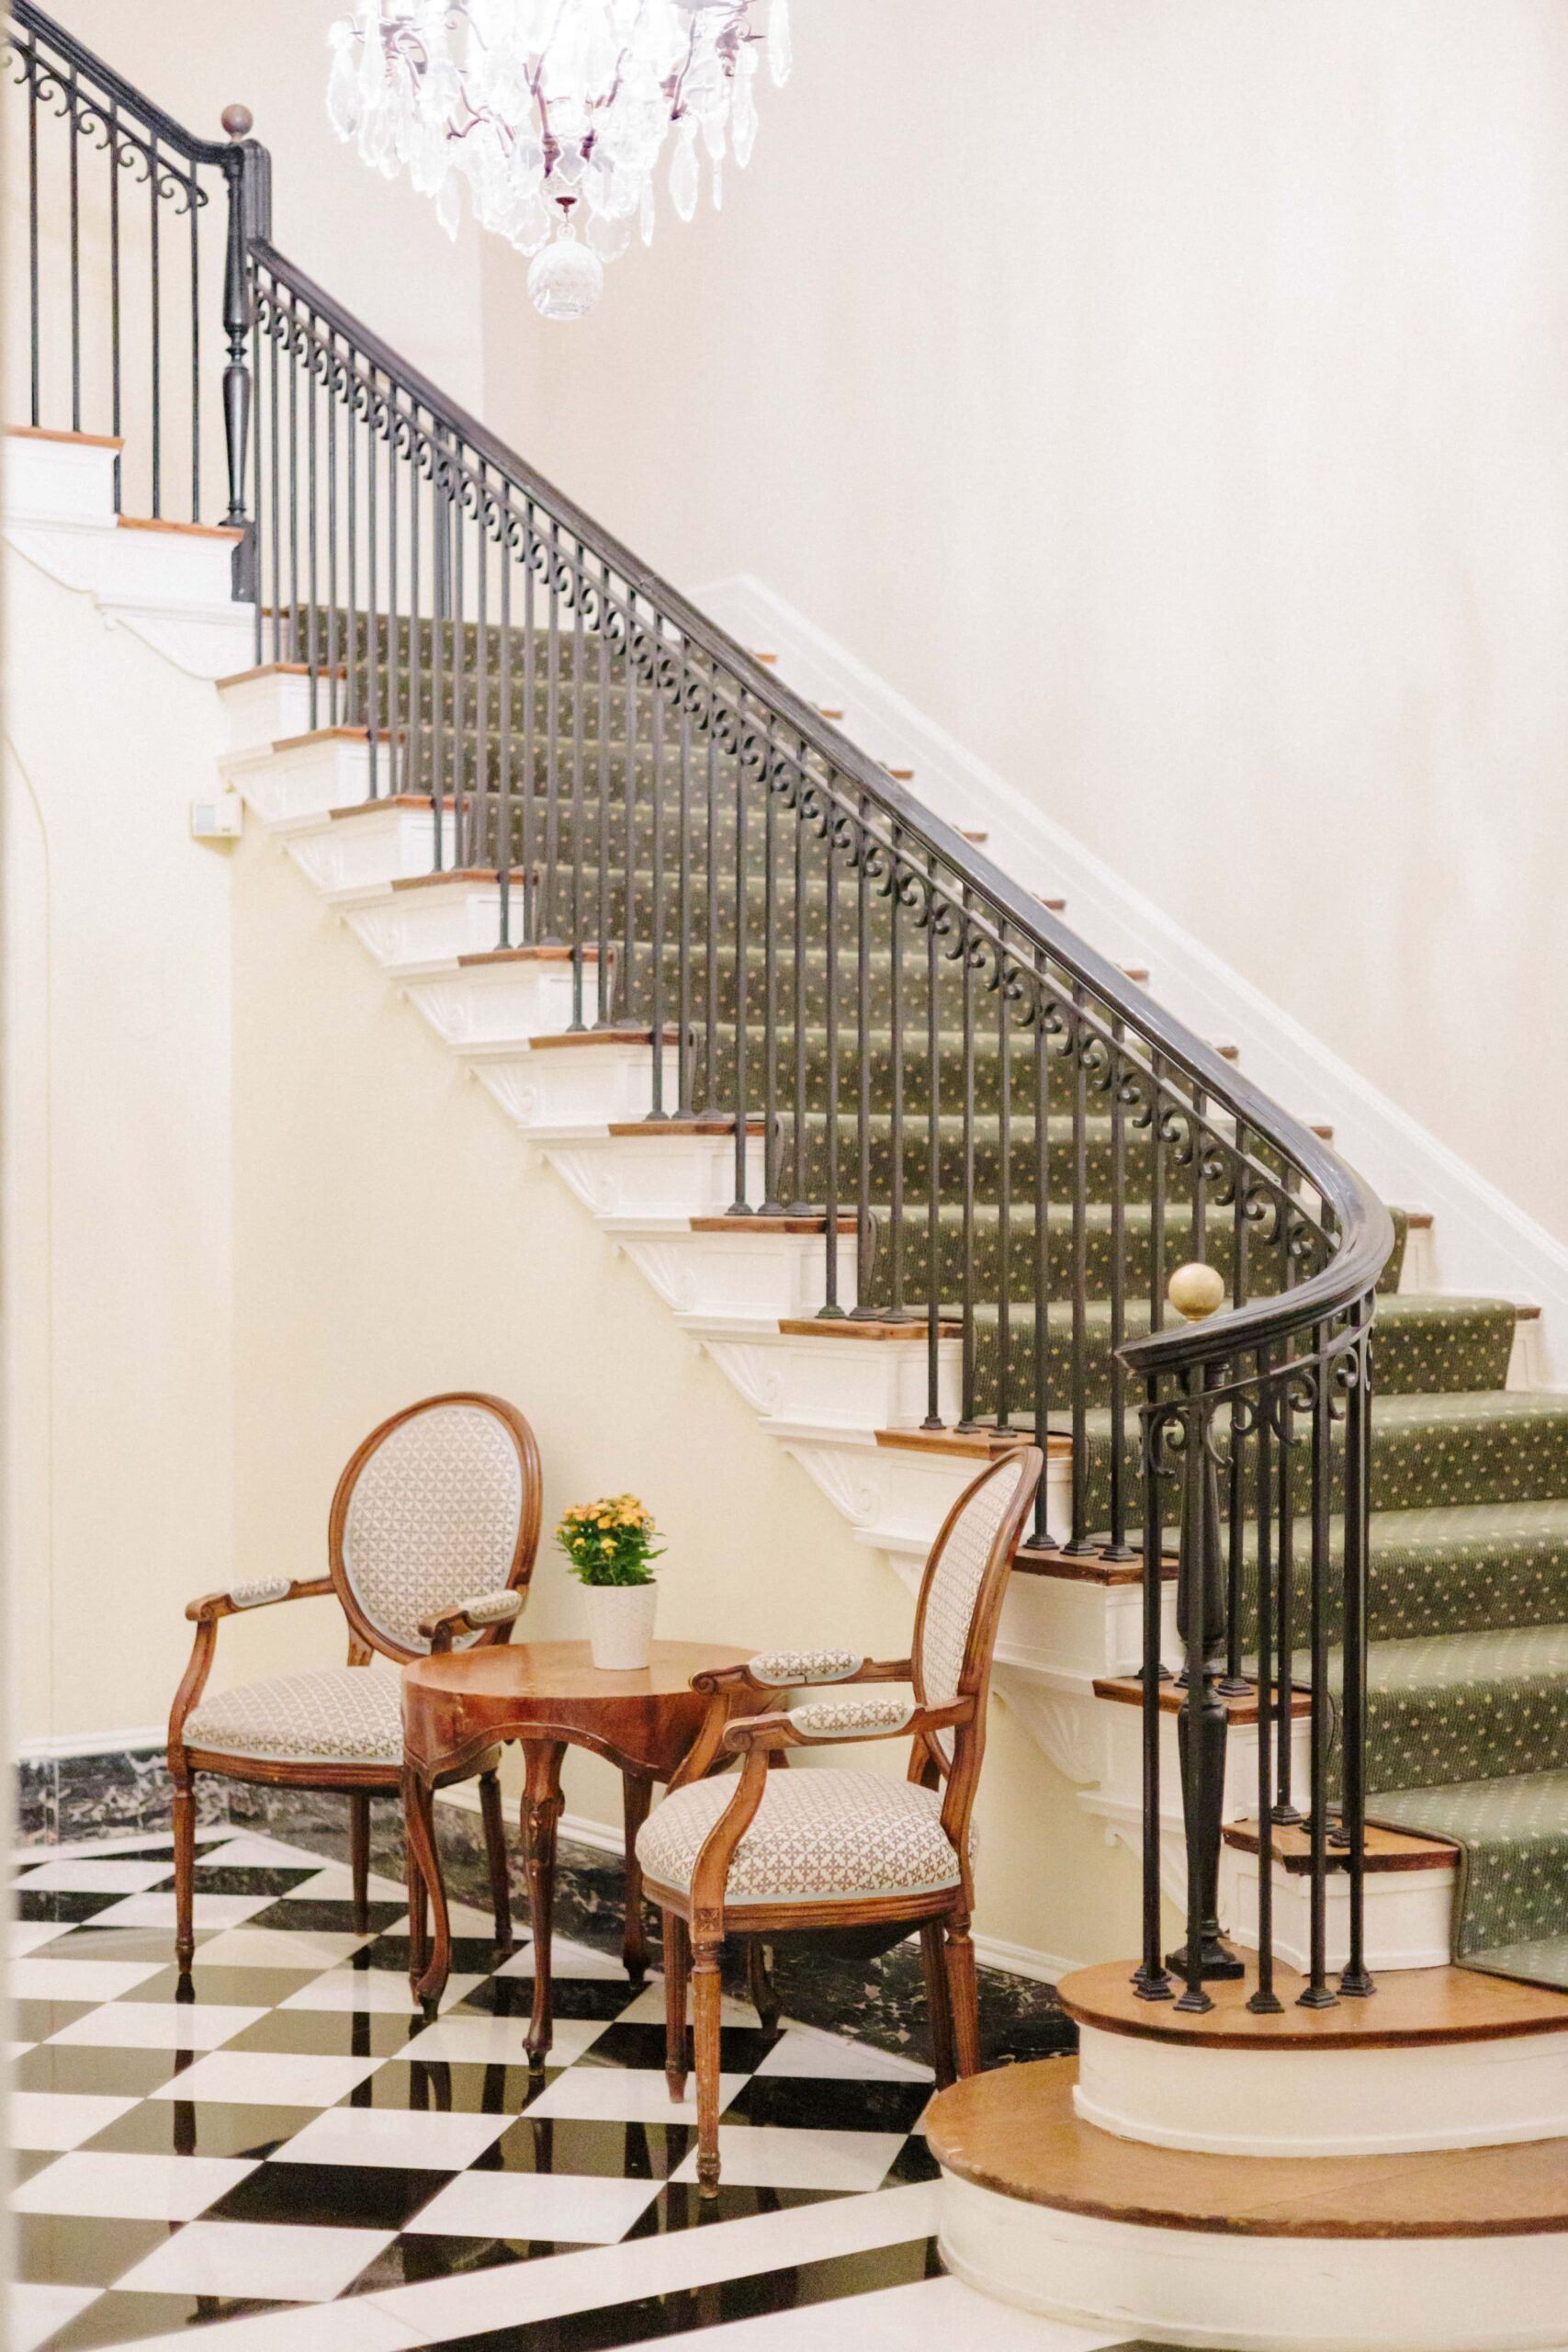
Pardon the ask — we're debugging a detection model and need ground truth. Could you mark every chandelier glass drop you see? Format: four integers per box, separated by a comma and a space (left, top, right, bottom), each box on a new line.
326, 0, 792, 320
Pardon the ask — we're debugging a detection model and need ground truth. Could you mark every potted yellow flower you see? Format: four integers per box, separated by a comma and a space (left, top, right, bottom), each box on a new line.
556, 1494, 663, 1670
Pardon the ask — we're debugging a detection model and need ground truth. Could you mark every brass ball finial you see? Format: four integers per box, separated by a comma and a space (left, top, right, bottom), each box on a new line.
1168, 1261, 1225, 1322
221, 105, 254, 142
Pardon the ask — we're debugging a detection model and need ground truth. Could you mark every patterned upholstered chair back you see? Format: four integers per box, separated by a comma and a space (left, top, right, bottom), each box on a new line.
912, 1450, 1038, 1769
328, 1393, 543, 1660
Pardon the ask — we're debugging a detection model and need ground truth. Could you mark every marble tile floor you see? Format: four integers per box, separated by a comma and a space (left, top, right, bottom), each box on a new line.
10, 1826, 1147, 2352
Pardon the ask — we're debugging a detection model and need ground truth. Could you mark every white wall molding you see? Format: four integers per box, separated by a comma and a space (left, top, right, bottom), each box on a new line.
701, 572, 1568, 1382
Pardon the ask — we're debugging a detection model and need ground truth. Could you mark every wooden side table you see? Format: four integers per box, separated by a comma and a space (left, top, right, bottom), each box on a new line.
400, 1639, 760, 2064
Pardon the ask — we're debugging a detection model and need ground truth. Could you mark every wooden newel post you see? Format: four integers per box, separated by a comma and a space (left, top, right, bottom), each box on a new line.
1165, 1264, 1244, 2008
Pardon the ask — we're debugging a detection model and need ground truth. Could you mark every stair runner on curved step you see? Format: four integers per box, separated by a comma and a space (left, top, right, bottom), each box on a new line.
301, 606, 1568, 1994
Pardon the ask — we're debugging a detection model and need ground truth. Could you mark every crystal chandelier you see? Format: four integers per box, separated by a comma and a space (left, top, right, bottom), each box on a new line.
326, 0, 792, 321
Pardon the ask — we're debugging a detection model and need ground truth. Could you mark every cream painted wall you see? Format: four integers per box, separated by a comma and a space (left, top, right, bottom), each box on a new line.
1, 543, 236, 1747
479, 0, 1568, 1245
224, 828, 1134, 1970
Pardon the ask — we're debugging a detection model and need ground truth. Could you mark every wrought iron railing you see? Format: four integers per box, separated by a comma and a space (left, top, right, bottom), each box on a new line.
12, 5, 1396, 2018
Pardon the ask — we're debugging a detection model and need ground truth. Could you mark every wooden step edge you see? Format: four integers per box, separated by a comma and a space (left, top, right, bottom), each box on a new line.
883, 766, 915, 782
776, 1319, 962, 1346
605, 1114, 766, 1135
6, 422, 123, 449
1121, 966, 1150, 985
1223, 1819, 1459, 1876
925, 2056, 1568, 2236
688, 1215, 857, 1236
1517, 1302, 1543, 1320
271, 726, 370, 754
389, 867, 527, 894
1013, 1543, 1179, 1584
457, 944, 599, 967
1403, 1208, 1436, 1229
1091, 1672, 1312, 1724
533, 1026, 678, 1055
330, 795, 453, 821
1057, 1954, 1568, 2051
217, 661, 349, 690
118, 513, 243, 541
875, 1426, 1074, 1457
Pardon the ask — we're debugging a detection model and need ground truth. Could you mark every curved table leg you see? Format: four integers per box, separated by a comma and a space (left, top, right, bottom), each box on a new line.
520, 1738, 566, 2068
401, 1764, 452, 2019
621, 1770, 652, 1985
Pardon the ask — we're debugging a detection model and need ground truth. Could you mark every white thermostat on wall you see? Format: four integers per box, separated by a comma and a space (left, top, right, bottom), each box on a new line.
190, 788, 243, 841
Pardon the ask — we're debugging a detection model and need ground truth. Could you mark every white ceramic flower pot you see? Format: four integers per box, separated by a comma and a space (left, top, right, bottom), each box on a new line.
584, 1581, 658, 1671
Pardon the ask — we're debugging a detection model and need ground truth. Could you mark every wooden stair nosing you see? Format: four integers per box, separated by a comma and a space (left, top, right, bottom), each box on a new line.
1092, 1672, 1312, 1726
925, 2057, 1568, 2238
118, 512, 243, 541
1222, 1819, 1459, 1876
688, 1215, 856, 1235
1057, 1955, 1568, 2052
6, 421, 123, 450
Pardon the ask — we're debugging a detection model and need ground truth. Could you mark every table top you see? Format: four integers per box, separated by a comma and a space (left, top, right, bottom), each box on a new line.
403, 1639, 756, 1704
400, 1639, 761, 1781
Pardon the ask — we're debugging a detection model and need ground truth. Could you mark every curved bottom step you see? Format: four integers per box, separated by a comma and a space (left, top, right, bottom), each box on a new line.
926, 2060, 1568, 2352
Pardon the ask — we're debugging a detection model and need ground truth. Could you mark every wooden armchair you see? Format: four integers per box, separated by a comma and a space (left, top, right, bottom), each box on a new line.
636, 1445, 1043, 2194
166, 1391, 542, 1970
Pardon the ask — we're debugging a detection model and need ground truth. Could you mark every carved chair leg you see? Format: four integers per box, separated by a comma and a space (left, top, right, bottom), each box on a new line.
943, 1917, 982, 2078
745, 1936, 782, 2036
663, 1908, 690, 2102
919, 1919, 957, 2089
173, 1770, 197, 1973
621, 1770, 652, 1985
349, 1791, 372, 1936
479, 1768, 514, 1956
692, 1935, 725, 2197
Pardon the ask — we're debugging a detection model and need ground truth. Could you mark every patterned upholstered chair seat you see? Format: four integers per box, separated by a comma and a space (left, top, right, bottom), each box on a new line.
637, 1767, 970, 1905
185, 1667, 402, 1767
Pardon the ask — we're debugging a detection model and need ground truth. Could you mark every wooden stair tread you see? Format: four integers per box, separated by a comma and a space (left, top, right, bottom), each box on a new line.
925, 2059, 1568, 2238
1013, 1542, 1177, 1583
689, 1215, 856, 1235
1091, 1673, 1312, 1725
1058, 1956, 1568, 2050
118, 513, 242, 540
272, 726, 369, 753
6, 421, 123, 449
1223, 1819, 1459, 1874
389, 868, 525, 893
778, 1317, 960, 1344
216, 661, 346, 690
457, 944, 596, 967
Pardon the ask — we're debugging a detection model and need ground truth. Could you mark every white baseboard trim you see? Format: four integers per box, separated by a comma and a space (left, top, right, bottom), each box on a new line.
18, 1725, 164, 1763
700, 571, 1568, 1382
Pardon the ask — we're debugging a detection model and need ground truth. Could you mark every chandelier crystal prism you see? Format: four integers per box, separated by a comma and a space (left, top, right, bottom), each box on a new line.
326, 0, 792, 320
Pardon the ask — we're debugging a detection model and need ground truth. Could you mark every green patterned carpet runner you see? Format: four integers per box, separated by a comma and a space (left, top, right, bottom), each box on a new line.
321, 609, 1568, 1993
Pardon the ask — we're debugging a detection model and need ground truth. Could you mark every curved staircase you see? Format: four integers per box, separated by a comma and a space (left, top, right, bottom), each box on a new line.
12, 8, 1568, 2342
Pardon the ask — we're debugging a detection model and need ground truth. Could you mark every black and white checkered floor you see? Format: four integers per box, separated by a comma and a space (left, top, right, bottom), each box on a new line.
10, 1826, 1156, 2352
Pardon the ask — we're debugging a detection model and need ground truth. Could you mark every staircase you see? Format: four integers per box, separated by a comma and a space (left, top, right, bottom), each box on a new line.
12, 6, 1568, 2342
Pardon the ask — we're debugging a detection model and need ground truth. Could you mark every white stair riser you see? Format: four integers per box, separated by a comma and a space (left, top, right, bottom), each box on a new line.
1075, 2015, 1568, 2156
346, 883, 513, 968
4, 432, 118, 525
543, 1132, 765, 1214
938, 2173, 1568, 2352
220, 670, 319, 752
287, 808, 457, 897
619, 1229, 853, 1322
404, 959, 603, 1045
999, 1569, 1174, 1682
1224, 1845, 1456, 1974
699, 1337, 958, 1440
228, 734, 371, 829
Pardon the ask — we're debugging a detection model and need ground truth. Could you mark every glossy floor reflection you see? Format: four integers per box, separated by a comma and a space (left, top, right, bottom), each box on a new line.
9, 1828, 1139, 2351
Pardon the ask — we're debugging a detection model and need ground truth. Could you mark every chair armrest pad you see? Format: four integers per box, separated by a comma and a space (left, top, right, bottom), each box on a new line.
785, 1696, 915, 1739
724, 1695, 972, 1753
419, 1589, 523, 1645
748, 1647, 865, 1688
186, 1576, 332, 1623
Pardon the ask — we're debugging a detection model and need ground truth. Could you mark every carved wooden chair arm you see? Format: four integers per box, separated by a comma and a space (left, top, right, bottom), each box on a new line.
170, 1576, 337, 1759
722, 1693, 973, 1754
185, 1575, 334, 1623
418, 1588, 524, 1653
